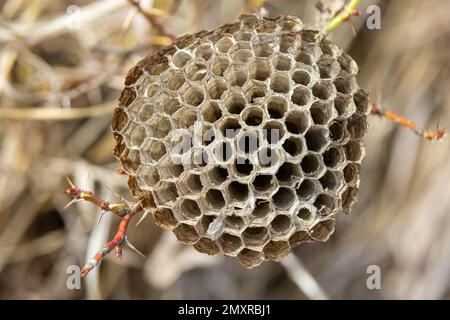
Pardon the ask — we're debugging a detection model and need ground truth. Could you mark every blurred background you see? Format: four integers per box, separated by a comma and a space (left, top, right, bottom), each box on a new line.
0, 0, 449, 299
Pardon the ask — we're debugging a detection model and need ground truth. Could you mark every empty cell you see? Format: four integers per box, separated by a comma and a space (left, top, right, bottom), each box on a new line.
177, 108, 198, 129
137, 164, 160, 187
249, 58, 272, 81
279, 34, 299, 53
254, 43, 274, 57
194, 238, 221, 255
334, 75, 354, 94
338, 52, 359, 74
223, 92, 246, 114
120, 148, 141, 172
224, 215, 245, 229
314, 193, 336, 214
244, 81, 267, 103
297, 207, 315, 222
227, 181, 249, 202
301, 29, 320, 43
218, 233, 242, 254
301, 153, 321, 176
130, 125, 146, 147
282, 136, 304, 157
242, 106, 263, 126
181, 172, 203, 193
272, 55, 292, 71
353, 89, 371, 113
279, 16, 303, 31
276, 162, 302, 183
181, 85, 204, 106
216, 36, 234, 53
224, 63, 248, 87
237, 131, 259, 153
292, 70, 311, 86
263, 241, 290, 261
252, 199, 271, 218
252, 174, 275, 192
295, 51, 313, 65
234, 157, 254, 176
347, 114, 368, 139
196, 215, 215, 235
145, 139, 166, 162
289, 231, 312, 247
273, 187, 296, 209
329, 121, 346, 143
263, 120, 285, 144
256, 20, 277, 33
147, 114, 172, 138
153, 208, 178, 229
232, 49, 253, 63
155, 181, 179, 204
205, 189, 226, 209
317, 54, 340, 79
270, 72, 290, 94
344, 163, 360, 185
202, 101, 222, 123
323, 146, 344, 168
169, 131, 192, 155
334, 94, 353, 116
172, 51, 192, 68
191, 148, 209, 167
309, 219, 335, 241
185, 61, 207, 81
200, 126, 215, 146
237, 249, 264, 268
342, 187, 358, 213
207, 79, 228, 100
234, 31, 253, 41
112, 108, 128, 132
291, 86, 311, 106
320, 39, 339, 56
296, 179, 317, 200
138, 102, 155, 122
305, 127, 329, 152
179, 198, 202, 219
345, 140, 364, 162
219, 117, 241, 138
270, 215, 292, 234
165, 71, 186, 91
173, 223, 199, 244
159, 157, 184, 178
285, 111, 309, 134
312, 81, 334, 100
212, 56, 230, 76
319, 170, 339, 191
162, 97, 182, 115
214, 141, 233, 162
257, 148, 278, 168
194, 44, 214, 61
266, 96, 287, 119
242, 227, 269, 247
207, 166, 229, 184
310, 101, 333, 125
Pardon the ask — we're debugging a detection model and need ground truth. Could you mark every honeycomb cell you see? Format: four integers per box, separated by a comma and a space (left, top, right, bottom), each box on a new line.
251, 199, 271, 219
204, 189, 226, 209
233, 157, 254, 176
301, 153, 323, 177
212, 56, 230, 76
140, 138, 166, 163
276, 162, 302, 184
317, 54, 340, 79
278, 34, 300, 54
237, 249, 264, 268
194, 237, 221, 255
164, 70, 186, 91
218, 233, 243, 255
224, 215, 245, 229
206, 165, 229, 185
262, 120, 285, 144
305, 126, 329, 152
244, 80, 267, 103
291, 85, 312, 106
296, 206, 316, 223
152, 208, 178, 230
179, 198, 202, 220
289, 230, 312, 247
269, 215, 292, 235
285, 110, 309, 134
266, 95, 288, 119
257, 148, 279, 169
272, 187, 296, 210
310, 100, 334, 125
272, 54, 292, 71
136, 164, 160, 188
309, 219, 335, 241
263, 240, 290, 261
173, 223, 200, 244
242, 227, 270, 248
202, 101, 223, 123
237, 130, 260, 154
343, 163, 361, 186
347, 114, 368, 139
214, 140, 233, 162
219, 117, 241, 138
194, 44, 214, 61
252, 174, 277, 193
345, 140, 365, 162
249, 58, 272, 81
216, 36, 234, 53
296, 179, 319, 200
312, 80, 335, 100
178, 171, 203, 195
207, 78, 228, 100
146, 114, 172, 138
172, 51, 192, 68
291, 69, 311, 86
181, 84, 204, 106
241, 106, 263, 126
270, 72, 291, 94
154, 181, 179, 204
282, 135, 304, 158
224, 63, 248, 87
314, 193, 337, 215
227, 181, 249, 202
223, 91, 246, 114
319, 170, 340, 191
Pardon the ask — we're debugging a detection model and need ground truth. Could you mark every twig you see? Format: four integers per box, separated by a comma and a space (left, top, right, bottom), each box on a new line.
322, 0, 361, 33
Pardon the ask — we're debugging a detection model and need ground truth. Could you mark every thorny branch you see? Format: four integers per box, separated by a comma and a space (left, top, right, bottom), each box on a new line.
321, 0, 361, 33
64, 177, 144, 277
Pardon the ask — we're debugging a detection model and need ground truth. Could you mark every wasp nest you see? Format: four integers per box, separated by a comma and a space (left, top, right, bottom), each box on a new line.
112, 14, 370, 268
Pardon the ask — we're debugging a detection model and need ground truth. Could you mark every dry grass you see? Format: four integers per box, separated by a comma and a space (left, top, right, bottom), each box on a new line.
0, 0, 449, 299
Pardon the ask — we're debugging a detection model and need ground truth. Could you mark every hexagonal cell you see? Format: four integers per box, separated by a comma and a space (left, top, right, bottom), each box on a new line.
120, 148, 141, 172
242, 226, 269, 248
257, 148, 279, 169
253, 42, 274, 57
289, 230, 312, 247
314, 193, 337, 215
345, 140, 364, 162
341, 186, 358, 213
320, 38, 340, 57
158, 156, 184, 179
249, 58, 272, 81
129, 125, 146, 147
272, 54, 292, 71
216, 36, 234, 53
178, 172, 203, 194
309, 219, 335, 242
256, 19, 277, 33
196, 215, 215, 236
263, 240, 290, 261
252, 174, 276, 193
112, 108, 128, 132
204, 188, 226, 210
212, 56, 230, 76
191, 147, 209, 169
323, 146, 345, 168
234, 31, 253, 41
343, 163, 361, 185
140, 138, 166, 163
251, 199, 271, 219
291, 69, 311, 86
199, 125, 216, 146
233, 157, 254, 177
175, 108, 197, 129
207, 78, 228, 100
206, 165, 229, 185
164, 70, 186, 91
329, 120, 347, 144
232, 49, 253, 63
172, 50, 192, 68
285, 110, 309, 134
282, 136, 304, 158
262, 120, 285, 144
137, 101, 155, 122
338, 52, 358, 75
317, 54, 340, 79
224, 63, 248, 87
279, 15, 303, 31
180, 84, 204, 106
270, 72, 291, 94
218, 233, 242, 255
237, 130, 260, 154
224, 215, 245, 229
301, 28, 321, 43
347, 114, 368, 139
319, 170, 340, 192
227, 181, 249, 202
278, 33, 300, 54
310, 100, 334, 125
353, 89, 371, 114
178, 198, 202, 220
296, 205, 316, 223
146, 114, 172, 138
291, 85, 312, 107
168, 129, 191, 155
312, 80, 335, 100
300, 153, 323, 177
218, 117, 241, 138
162, 97, 182, 115
295, 50, 313, 65
194, 43, 214, 61
242, 106, 263, 126
154, 181, 179, 204
222, 91, 246, 114
173, 223, 200, 244
305, 126, 329, 152
296, 178, 319, 200
201, 101, 222, 123
276, 162, 302, 184
152, 208, 178, 230
244, 80, 267, 103
334, 93, 355, 117
136, 164, 160, 188
334, 72, 356, 94
214, 140, 233, 162
237, 249, 264, 268
272, 187, 296, 210
266, 95, 287, 119
194, 237, 221, 255
269, 215, 292, 235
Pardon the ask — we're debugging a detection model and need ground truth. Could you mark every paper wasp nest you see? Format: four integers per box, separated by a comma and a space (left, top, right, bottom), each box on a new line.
111, 14, 370, 268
